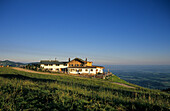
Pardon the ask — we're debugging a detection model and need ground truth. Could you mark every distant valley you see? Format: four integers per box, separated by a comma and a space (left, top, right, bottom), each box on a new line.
105, 65, 170, 90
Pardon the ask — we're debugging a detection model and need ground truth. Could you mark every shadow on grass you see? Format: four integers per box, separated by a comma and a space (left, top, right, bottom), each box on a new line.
0, 74, 138, 96
0, 74, 56, 82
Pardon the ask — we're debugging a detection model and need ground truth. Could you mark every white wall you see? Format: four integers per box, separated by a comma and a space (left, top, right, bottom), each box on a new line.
68, 68, 97, 74
96, 68, 103, 73
41, 64, 68, 71
41, 64, 104, 74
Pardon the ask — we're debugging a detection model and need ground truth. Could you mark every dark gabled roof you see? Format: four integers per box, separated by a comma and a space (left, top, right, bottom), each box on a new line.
70, 58, 85, 64
40, 60, 68, 64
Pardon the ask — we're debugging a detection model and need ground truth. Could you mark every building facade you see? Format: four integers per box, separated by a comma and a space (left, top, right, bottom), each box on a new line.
40, 60, 68, 72
40, 58, 104, 75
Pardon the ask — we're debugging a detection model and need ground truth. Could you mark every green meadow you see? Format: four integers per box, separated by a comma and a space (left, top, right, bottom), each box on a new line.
0, 67, 169, 111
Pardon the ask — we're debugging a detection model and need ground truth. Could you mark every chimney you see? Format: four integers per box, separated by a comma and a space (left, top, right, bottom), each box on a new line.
85, 58, 87, 61
68, 58, 70, 62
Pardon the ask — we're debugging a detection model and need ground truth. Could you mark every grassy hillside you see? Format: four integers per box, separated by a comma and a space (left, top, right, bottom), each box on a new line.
0, 67, 169, 111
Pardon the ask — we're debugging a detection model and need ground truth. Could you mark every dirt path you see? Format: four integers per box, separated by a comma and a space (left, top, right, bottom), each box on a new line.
12, 67, 135, 89
12, 67, 65, 76
111, 82, 135, 89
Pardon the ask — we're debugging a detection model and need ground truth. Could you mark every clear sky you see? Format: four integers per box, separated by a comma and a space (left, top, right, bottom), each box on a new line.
0, 0, 170, 65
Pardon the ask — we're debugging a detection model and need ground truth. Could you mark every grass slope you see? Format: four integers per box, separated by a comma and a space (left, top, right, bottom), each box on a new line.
0, 67, 169, 111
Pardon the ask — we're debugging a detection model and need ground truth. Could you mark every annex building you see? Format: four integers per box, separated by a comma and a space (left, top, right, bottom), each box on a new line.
40, 58, 104, 75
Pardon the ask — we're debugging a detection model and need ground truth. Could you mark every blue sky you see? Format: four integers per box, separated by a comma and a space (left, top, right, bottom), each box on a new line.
0, 0, 170, 65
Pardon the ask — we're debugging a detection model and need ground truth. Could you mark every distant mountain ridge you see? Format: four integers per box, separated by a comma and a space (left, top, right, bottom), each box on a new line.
0, 60, 26, 67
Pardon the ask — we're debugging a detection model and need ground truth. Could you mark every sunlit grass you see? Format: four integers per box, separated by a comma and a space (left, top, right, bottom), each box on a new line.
0, 67, 169, 111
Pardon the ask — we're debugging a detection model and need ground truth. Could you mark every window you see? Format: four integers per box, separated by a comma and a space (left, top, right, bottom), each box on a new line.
71, 69, 75, 72
49, 64, 53, 66
64, 64, 67, 66
75, 64, 79, 66
91, 69, 93, 71
56, 64, 59, 66
85, 69, 88, 71
79, 69, 82, 72
44, 64, 48, 66
96, 69, 98, 71
69, 64, 73, 66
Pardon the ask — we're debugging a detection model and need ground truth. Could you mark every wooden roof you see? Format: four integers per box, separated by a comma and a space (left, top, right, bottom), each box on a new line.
68, 65, 104, 68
